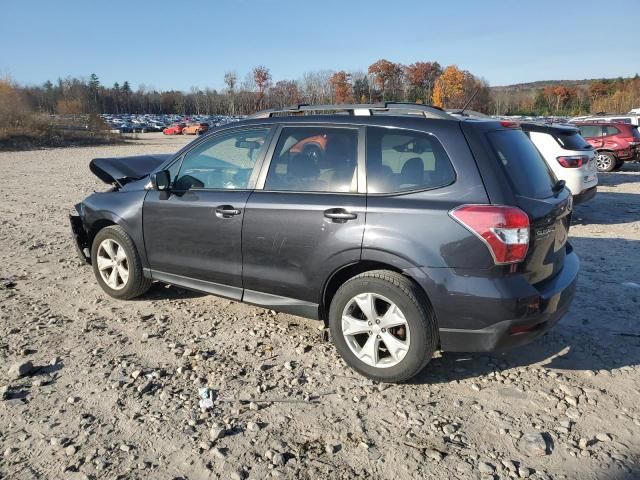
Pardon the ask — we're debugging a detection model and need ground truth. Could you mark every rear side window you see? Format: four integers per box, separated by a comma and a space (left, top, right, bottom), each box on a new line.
366, 127, 455, 193
577, 125, 602, 138
554, 131, 591, 150
264, 127, 358, 193
604, 125, 620, 136
633, 127, 640, 139
487, 129, 556, 199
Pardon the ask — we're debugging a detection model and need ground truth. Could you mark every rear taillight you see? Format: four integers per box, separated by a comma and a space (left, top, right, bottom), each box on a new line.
450, 205, 530, 264
557, 155, 589, 168
500, 120, 520, 129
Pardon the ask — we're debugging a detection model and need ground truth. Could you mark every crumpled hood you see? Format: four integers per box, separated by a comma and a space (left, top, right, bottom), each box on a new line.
89, 154, 172, 186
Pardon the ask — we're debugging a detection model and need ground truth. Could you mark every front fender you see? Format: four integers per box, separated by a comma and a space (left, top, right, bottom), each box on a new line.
81, 190, 148, 266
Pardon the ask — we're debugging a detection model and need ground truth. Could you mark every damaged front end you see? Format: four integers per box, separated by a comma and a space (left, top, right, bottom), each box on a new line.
69, 203, 91, 264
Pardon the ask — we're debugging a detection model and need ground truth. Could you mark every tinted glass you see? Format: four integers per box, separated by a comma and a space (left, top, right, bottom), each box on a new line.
175, 127, 270, 190
487, 129, 555, 199
366, 127, 455, 193
554, 131, 592, 150
604, 125, 620, 136
264, 127, 358, 192
610, 118, 631, 124
633, 127, 640, 139
577, 125, 602, 138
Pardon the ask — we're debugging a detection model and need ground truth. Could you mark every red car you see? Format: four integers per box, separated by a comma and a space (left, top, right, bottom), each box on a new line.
163, 123, 186, 135
574, 122, 640, 172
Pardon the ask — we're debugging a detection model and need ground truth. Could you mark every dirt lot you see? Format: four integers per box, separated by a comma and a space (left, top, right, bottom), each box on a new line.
1, 133, 639, 480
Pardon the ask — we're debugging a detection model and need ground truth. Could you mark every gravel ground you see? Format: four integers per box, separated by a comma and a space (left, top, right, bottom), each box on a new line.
1, 133, 639, 480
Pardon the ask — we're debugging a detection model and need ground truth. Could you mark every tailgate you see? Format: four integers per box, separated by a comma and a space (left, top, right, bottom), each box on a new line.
485, 127, 572, 284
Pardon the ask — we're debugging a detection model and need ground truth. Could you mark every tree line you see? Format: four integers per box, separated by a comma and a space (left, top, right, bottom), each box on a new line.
493, 76, 640, 116
13, 60, 491, 116
8, 64, 640, 117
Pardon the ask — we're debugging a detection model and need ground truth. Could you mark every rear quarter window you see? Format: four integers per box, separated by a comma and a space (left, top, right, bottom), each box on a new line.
487, 129, 556, 199
366, 127, 455, 194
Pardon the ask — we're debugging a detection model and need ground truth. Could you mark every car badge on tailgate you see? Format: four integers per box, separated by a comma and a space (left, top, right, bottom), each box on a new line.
535, 226, 555, 240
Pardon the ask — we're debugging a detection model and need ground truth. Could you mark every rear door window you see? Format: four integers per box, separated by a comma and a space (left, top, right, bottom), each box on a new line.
365, 127, 455, 193
486, 129, 556, 199
577, 125, 602, 138
604, 125, 620, 136
264, 127, 358, 193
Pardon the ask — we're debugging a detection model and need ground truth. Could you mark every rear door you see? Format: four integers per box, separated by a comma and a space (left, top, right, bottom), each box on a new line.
577, 124, 604, 149
483, 127, 572, 284
241, 125, 365, 315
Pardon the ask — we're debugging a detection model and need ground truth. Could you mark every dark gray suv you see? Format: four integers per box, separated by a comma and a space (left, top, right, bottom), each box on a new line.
70, 103, 579, 382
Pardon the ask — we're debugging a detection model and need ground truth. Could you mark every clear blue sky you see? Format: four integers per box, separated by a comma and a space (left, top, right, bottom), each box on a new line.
1, 0, 638, 91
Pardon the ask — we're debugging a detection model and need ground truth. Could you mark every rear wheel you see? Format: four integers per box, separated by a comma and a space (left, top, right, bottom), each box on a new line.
595, 151, 617, 172
329, 270, 438, 383
91, 225, 151, 300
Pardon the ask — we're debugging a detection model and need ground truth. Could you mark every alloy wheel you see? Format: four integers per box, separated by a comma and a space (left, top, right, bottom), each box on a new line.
96, 239, 129, 290
596, 153, 612, 171
341, 293, 410, 368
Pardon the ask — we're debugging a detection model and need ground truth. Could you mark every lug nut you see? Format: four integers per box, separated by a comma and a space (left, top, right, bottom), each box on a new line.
367, 321, 372, 326
376, 335, 381, 339
375, 319, 380, 324
368, 331, 372, 335
381, 328, 386, 333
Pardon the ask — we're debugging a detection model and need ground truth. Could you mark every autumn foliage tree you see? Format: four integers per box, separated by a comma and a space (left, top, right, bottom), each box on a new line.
404, 61, 441, 103
329, 71, 353, 103
368, 59, 403, 101
432, 65, 466, 108
252, 65, 271, 108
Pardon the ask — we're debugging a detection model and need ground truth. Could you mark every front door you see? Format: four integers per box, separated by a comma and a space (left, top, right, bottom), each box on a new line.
242, 125, 366, 316
143, 126, 273, 299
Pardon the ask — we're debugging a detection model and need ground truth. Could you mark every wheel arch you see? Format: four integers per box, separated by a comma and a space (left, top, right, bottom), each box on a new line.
320, 259, 435, 327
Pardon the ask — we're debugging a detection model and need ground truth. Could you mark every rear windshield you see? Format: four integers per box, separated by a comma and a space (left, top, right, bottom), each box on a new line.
554, 131, 592, 151
487, 129, 556, 199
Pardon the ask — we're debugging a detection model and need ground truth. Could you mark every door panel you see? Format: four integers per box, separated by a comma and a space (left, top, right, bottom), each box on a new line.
242, 192, 365, 304
143, 190, 250, 298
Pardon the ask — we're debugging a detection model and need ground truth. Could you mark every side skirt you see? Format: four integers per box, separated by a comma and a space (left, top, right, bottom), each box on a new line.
144, 269, 320, 320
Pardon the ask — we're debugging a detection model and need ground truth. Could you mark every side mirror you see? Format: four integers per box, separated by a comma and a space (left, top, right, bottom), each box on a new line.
150, 170, 171, 191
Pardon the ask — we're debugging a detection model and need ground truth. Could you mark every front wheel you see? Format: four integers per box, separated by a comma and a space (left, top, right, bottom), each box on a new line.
595, 152, 617, 172
91, 225, 152, 300
329, 270, 438, 383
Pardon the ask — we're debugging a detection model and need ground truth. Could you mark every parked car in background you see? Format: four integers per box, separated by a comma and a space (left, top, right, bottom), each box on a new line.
573, 122, 640, 172
163, 123, 186, 135
70, 102, 578, 383
521, 123, 597, 204
182, 123, 209, 135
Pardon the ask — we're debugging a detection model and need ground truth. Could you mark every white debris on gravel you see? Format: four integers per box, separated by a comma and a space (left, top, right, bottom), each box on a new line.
0, 135, 639, 479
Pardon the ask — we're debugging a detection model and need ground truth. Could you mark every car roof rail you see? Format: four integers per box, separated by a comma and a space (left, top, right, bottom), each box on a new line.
247, 102, 455, 120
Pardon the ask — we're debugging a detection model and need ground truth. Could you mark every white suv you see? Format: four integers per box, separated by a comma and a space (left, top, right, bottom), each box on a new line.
522, 123, 598, 204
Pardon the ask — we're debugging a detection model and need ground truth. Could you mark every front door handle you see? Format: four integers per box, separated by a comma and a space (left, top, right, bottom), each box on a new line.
215, 205, 241, 218
324, 208, 358, 222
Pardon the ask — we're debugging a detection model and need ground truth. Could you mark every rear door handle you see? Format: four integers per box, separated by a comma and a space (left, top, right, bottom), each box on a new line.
215, 205, 241, 218
324, 208, 358, 222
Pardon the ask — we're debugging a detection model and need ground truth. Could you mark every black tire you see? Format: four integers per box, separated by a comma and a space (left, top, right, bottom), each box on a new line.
90, 225, 152, 300
595, 151, 617, 172
329, 270, 438, 383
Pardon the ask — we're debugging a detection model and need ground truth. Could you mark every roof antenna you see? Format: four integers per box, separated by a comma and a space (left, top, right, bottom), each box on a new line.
459, 88, 479, 115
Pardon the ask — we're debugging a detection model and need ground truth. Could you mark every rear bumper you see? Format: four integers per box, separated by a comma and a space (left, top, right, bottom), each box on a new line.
573, 185, 597, 205
407, 249, 579, 352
